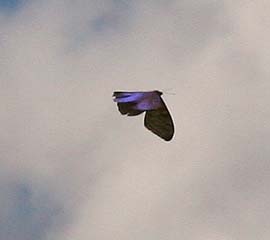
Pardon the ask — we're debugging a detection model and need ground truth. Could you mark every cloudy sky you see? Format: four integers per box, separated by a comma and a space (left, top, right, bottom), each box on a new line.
1, 0, 270, 239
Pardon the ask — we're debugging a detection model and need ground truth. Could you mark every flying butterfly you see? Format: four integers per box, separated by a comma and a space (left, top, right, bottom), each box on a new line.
113, 90, 174, 141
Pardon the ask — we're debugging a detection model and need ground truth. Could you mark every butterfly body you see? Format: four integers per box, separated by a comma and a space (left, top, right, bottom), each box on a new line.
113, 90, 174, 141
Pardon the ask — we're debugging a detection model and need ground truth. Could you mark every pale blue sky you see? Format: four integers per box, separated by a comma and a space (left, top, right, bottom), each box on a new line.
1, 1, 270, 240
0, 0, 25, 11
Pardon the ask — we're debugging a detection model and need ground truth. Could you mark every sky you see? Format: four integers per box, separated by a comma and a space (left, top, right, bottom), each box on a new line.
1, 0, 270, 239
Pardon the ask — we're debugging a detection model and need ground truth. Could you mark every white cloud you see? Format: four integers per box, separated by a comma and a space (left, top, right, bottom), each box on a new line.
1, 1, 270, 239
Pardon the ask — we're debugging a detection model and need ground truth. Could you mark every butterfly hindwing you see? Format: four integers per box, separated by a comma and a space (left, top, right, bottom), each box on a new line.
117, 102, 144, 116
113, 92, 144, 116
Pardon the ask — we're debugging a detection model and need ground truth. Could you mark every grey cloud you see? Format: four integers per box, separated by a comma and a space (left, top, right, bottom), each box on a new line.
1, 0, 270, 240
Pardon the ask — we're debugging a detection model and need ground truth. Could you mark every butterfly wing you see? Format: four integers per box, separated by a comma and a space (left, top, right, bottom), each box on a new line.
117, 102, 144, 116
113, 92, 145, 116
144, 98, 174, 141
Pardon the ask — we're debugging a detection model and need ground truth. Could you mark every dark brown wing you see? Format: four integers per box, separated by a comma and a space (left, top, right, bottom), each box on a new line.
144, 98, 174, 141
113, 91, 145, 116
117, 102, 144, 116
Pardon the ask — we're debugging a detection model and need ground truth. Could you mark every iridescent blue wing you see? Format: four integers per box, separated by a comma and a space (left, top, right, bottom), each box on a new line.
113, 91, 174, 141
144, 98, 174, 141
113, 91, 145, 116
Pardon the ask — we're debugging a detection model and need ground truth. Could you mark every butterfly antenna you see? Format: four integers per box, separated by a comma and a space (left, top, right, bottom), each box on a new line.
161, 88, 176, 95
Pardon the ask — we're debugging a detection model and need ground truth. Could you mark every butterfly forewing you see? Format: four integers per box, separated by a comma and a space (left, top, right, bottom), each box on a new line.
144, 99, 174, 141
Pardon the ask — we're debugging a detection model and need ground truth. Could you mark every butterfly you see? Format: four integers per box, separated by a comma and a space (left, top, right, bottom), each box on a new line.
113, 90, 174, 141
